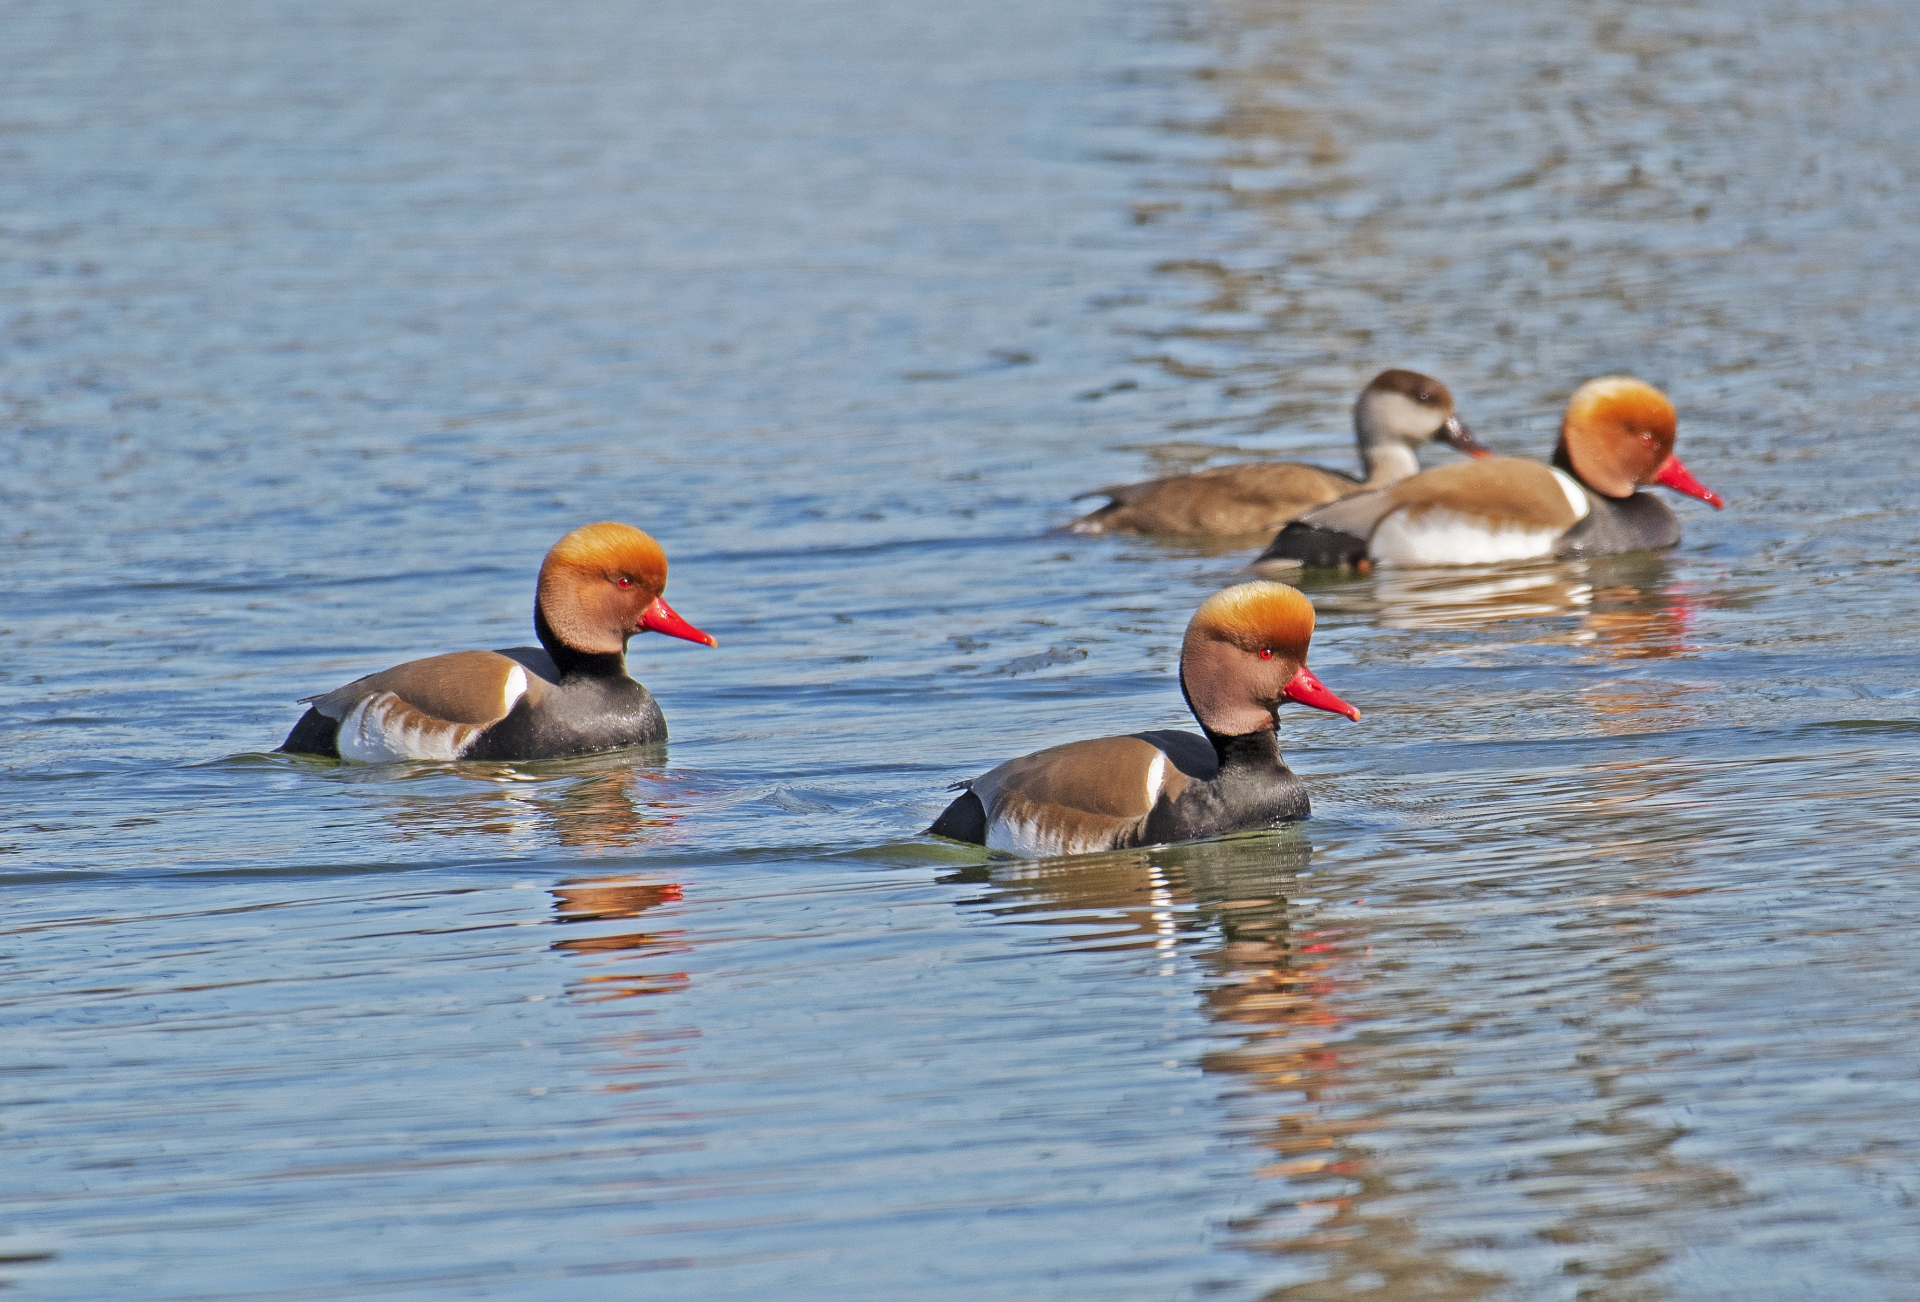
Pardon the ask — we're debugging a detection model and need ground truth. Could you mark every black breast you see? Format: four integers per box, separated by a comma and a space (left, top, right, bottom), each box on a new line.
465, 651, 668, 761
1143, 729, 1310, 844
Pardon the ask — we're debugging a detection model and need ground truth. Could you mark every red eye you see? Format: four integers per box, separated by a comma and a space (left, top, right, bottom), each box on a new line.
616, 577, 632, 589
1259, 648, 1274, 660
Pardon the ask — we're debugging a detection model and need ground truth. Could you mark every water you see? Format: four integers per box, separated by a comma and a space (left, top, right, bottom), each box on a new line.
4, 0, 1919, 1296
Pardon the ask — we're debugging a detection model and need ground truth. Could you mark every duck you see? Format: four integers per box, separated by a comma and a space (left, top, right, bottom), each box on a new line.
1256, 376, 1724, 569
1067, 369, 1489, 536
279, 522, 715, 762
928, 581, 1359, 857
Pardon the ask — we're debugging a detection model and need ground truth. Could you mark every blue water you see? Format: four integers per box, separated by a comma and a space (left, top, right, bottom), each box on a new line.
5, 0, 1919, 1297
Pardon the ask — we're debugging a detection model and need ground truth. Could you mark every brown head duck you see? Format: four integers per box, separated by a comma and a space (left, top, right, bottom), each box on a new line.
928, 581, 1359, 857
1068, 369, 1488, 537
1259, 377, 1724, 569
280, 522, 715, 762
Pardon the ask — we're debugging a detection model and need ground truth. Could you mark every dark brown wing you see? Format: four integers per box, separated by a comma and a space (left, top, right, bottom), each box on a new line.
309, 649, 542, 726
972, 734, 1196, 857
1382, 457, 1581, 531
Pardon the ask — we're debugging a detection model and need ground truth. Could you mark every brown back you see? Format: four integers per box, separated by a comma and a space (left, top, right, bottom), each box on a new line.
1080, 462, 1355, 535
979, 735, 1189, 821
312, 649, 543, 725
1383, 457, 1581, 531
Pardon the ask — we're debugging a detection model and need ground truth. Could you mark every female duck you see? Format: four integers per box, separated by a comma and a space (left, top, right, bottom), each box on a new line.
280, 522, 715, 761
1070, 369, 1487, 536
929, 581, 1359, 857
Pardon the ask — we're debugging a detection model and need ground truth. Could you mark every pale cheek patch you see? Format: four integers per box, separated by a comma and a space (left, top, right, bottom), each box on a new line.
1370, 506, 1562, 568
337, 692, 482, 763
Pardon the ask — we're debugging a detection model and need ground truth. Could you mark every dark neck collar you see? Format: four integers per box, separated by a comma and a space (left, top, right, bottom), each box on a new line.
1183, 661, 1285, 764
535, 608, 629, 681
1203, 725, 1283, 773
1550, 437, 1576, 475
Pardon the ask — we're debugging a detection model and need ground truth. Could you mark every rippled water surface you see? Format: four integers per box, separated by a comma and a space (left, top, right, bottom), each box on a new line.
6, 0, 1920, 1297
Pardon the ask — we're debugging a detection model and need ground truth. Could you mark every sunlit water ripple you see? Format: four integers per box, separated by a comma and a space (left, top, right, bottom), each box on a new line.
4, 0, 1918, 1298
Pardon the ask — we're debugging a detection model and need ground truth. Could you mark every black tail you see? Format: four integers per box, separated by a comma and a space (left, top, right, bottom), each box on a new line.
279, 706, 342, 758
927, 788, 987, 845
1258, 522, 1369, 569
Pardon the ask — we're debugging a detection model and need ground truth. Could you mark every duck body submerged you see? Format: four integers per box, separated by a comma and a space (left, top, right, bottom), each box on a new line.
281, 646, 668, 762
929, 582, 1358, 858
929, 728, 1309, 857
280, 523, 714, 763
1072, 463, 1363, 538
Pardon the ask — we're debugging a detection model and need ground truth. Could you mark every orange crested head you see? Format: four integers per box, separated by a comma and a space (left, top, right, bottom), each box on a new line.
1558, 377, 1679, 498
540, 522, 669, 599
535, 523, 714, 657
1188, 580, 1317, 663
1180, 582, 1358, 729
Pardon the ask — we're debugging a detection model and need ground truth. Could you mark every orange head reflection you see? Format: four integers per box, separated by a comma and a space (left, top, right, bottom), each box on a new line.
549, 875, 690, 1002
1575, 582, 1697, 661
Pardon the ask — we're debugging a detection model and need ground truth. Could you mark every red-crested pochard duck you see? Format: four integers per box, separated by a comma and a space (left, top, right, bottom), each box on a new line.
928, 581, 1359, 857
280, 522, 715, 762
1257, 377, 1724, 568
1068, 369, 1489, 536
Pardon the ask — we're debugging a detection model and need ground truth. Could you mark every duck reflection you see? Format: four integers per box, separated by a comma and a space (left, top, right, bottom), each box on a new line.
548, 874, 691, 1003
950, 831, 1747, 1296
543, 771, 682, 850
1367, 562, 1597, 631
1361, 553, 1696, 654
376, 759, 686, 852
945, 835, 1489, 1295
1367, 549, 1681, 637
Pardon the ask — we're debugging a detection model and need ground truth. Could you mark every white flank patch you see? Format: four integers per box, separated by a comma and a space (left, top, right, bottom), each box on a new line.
1144, 751, 1168, 808
1369, 505, 1562, 568
502, 664, 530, 716
984, 814, 1107, 860
1549, 468, 1592, 521
337, 692, 476, 763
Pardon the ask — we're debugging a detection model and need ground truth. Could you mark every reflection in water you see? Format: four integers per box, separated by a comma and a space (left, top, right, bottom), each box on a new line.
946, 836, 1463, 1294
1368, 563, 1596, 631
1331, 555, 1714, 736
550, 876, 692, 1005
1360, 554, 1698, 657
952, 832, 1744, 1298
374, 760, 687, 852
548, 874, 697, 1104
543, 772, 683, 851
